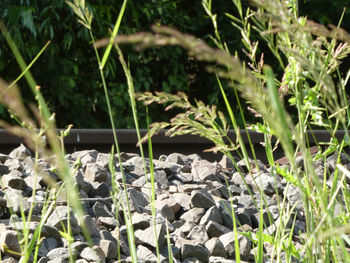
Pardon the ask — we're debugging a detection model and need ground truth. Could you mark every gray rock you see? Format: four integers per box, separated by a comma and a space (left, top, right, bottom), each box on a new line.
0, 230, 21, 258
114, 171, 135, 184
211, 184, 229, 199
119, 188, 149, 213
22, 156, 35, 174
172, 219, 185, 230
91, 182, 110, 198
0, 146, 332, 262
97, 216, 118, 229
84, 163, 110, 184
219, 155, 237, 170
187, 224, 209, 243
5, 188, 30, 214
4, 159, 23, 172
236, 159, 251, 173
47, 247, 71, 261
0, 163, 10, 175
37, 169, 59, 187
99, 229, 118, 244
236, 195, 256, 210
264, 216, 293, 236
209, 188, 222, 198
174, 171, 193, 183
156, 201, 175, 222
134, 170, 170, 189
326, 151, 350, 172
137, 245, 167, 263
125, 156, 151, 172
0, 153, 10, 163
70, 241, 89, 254
81, 151, 98, 168
80, 246, 105, 263
180, 208, 205, 224
24, 173, 42, 191
181, 240, 210, 263
219, 232, 251, 259
178, 221, 196, 236
166, 153, 192, 165
154, 159, 181, 175
43, 237, 58, 251
73, 169, 92, 194
178, 183, 209, 193
205, 237, 227, 258
216, 200, 240, 229
134, 223, 166, 248
295, 155, 305, 170
111, 229, 130, 256
93, 201, 113, 218
191, 160, 220, 182
230, 172, 254, 189
41, 225, 63, 246
188, 154, 202, 162
182, 258, 201, 263
191, 190, 215, 209
284, 184, 304, 212
235, 207, 252, 227
228, 185, 243, 197
79, 214, 99, 236
160, 245, 181, 261
47, 259, 68, 263
116, 152, 139, 162
72, 149, 98, 163
1, 256, 19, 263
205, 220, 231, 237
1, 172, 27, 191
9, 144, 31, 161
155, 194, 181, 222
200, 206, 223, 226
172, 192, 191, 210
9, 221, 38, 232
209, 257, 236, 263
99, 239, 118, 259
252, 207, 276, 228
293, 219, 306, 235
179, 163, 192, 173
131, 212, 151, 230
47, 206, 80, 235
39, 237, 59, 257
253, 173, 283, 195
95, 153, 113, 169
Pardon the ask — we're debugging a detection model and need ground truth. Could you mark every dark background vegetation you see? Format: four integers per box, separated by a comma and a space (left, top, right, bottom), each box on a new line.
0, 0, 349, 128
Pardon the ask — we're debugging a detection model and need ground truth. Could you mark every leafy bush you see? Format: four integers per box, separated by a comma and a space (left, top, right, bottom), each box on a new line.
0, 0, 226, 128
2, 1, 348, 128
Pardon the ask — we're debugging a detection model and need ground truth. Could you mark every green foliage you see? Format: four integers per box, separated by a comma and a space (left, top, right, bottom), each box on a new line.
0, 0, 349, 128
0, 0, 222, 128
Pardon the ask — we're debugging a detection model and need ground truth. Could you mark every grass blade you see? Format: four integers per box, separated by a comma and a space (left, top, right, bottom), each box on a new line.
101, 0, 128, 69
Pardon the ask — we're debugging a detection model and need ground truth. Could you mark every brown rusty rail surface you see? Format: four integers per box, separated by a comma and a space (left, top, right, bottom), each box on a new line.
0, 129, 347, 163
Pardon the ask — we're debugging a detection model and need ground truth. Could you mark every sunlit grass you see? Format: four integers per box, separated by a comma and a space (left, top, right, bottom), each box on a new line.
0, 0, 350, 262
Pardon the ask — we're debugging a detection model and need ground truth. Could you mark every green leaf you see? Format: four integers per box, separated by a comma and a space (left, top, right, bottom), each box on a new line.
101, 0, 128, 69
21, 8, 37, 37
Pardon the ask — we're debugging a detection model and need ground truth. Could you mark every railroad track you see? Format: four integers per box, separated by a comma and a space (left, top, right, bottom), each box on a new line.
0, 129, 347, 164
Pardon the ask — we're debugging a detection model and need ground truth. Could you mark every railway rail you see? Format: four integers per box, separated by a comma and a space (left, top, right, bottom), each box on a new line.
0, 129, 347, 163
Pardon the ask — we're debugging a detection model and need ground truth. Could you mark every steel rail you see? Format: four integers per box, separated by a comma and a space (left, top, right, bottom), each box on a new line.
0, 129, 347, 163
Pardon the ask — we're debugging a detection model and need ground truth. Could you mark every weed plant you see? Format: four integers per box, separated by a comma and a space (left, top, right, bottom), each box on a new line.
0, 0, 349, 262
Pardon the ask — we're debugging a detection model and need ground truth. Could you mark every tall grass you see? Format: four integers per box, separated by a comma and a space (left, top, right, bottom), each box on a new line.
0, 20, 92, 262
1, 0, 350, 262
95, 0, 350, 261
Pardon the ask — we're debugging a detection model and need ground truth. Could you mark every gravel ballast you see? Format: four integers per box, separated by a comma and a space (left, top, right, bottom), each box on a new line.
0, 144, 349, 262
